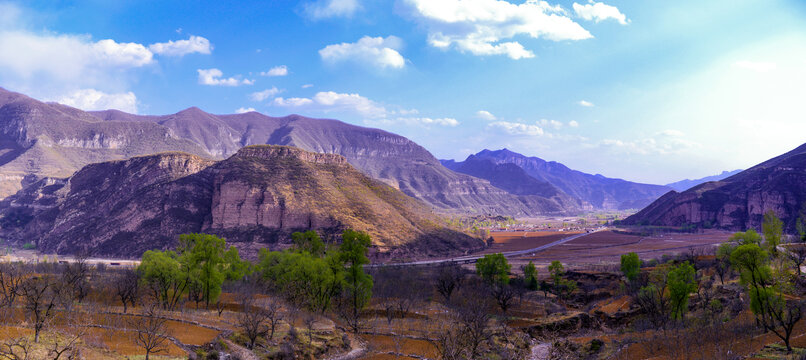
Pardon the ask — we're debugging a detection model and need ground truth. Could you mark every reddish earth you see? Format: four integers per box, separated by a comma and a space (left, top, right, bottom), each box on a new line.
512, 229, 732, 265
481, 230, 583, 254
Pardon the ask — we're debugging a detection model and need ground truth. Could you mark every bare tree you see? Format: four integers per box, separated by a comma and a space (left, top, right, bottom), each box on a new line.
236, 281, 270, 349
786, 244, 806, 275
435, 263, 464, 303
0, 337, 30, 360
265, 298, 282, 341
0, 262, 23, 309
18, 275, 59, 342
129, 301, 171, 360
490, 283, 516, 315
114, 268, 140, 313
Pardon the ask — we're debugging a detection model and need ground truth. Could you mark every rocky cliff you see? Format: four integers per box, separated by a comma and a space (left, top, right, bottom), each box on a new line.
624, 143, 806, 233
0, 145, 480, 257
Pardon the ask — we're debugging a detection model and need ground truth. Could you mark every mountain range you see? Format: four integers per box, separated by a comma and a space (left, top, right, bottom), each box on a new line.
665, 169, 743, 192
625, 143, 806, 233
0, 145, 481, 257
0, 87, 584, 217
442, 149, 672, 210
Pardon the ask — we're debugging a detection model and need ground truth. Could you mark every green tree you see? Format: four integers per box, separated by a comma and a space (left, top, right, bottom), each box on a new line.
522, 261, 538, 290
763, 210, 784, 258
730, 229, 762, 246
620, 252, 641, 282
548, 260, 564, 286
667, 262, 697, 320
476, 253, 511, 285
337, 229, 373, 332
292, 230, 325, 257
731, 243, 803, 351
138, 250, 187, 310
715, 242, 736, 284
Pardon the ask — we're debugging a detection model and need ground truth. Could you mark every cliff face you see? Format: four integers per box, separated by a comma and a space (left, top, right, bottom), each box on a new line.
1, 146, 480, 257
446, 149, 672, 210
625, 143, 806, 233
0, 88, 210, 197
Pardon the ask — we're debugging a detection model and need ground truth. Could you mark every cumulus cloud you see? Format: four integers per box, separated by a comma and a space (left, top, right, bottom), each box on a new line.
301, 84, 314, 88
599, 133, 700, 155
148, 35, 212, 57
261, 65, 288, 76
235, 107, 257, 114
53, 88, 138, 113
250, 87, 282, 101
476, 110, 497, 121
578, 100, 594, 107
572, 1, 629, 25
272, 91, 458, 127
402, 0, 592, 59
734, 60, 777, 73
304, 0, 361, 19
488, 121, 545, 136
319, 36, 406, 70
569, 120, 579, 127
197, 68, 254, 86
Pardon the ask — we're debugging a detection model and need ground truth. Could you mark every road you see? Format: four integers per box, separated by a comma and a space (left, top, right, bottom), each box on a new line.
372, 228, 603, 267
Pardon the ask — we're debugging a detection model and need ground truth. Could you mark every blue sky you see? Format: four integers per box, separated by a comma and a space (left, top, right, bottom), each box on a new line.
1, 0, 805, 184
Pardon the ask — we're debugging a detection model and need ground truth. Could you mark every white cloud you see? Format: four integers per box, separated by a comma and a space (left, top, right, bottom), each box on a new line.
403, 0, 592, 59
197, 68, 254, 86
488, 121, 545, 136
539, 118, 564, 130
572, 1, 629, 25
598, 133, 699, 156
319, 36, 406, 70
301, 84, 314, 88
476, 110, 496, 121
658, 129, 684, 137
734, 60, 776, 73
250, 87, 282, 101
261, 65, 288, 76
578, 100, 594, 107
148, 35, 212, 57
235, 107, 257, 114
53, 88, 138, 113
304, 0, 361, 19
568, 120, 579, 127
272, 90, 458, 127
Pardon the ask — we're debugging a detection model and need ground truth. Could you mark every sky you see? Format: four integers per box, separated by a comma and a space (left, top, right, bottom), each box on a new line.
0, 0, 805, 185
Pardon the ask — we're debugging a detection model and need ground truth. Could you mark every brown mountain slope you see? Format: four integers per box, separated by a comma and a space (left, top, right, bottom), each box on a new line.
624, 143, 806, 233
0, 88, 210, 197
91, 108, 582, 216
0, 145, 481, 258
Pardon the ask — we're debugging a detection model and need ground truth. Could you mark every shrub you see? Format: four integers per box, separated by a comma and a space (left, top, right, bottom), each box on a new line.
22, 242, 35, 250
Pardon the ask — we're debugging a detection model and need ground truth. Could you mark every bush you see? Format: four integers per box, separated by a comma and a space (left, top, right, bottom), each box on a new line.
22, 242, 35, 250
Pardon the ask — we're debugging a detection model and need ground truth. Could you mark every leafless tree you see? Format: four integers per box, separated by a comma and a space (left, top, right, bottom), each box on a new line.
236, 281, 270, 349
490, 283, 516, 315
265, 298, 282, 341
114, 268, 140, 313
786, 244, 806, 275
129, 301, 171, 360
18, 275, 59, 342
0, 337, 30, 360
0, 262, 23, 309
433, 321, 464, 360
435, 263, 464, 303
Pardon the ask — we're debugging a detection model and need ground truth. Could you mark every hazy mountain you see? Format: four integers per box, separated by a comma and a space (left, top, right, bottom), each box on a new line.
0, 146, 481, 257
625, 143, 806, 233
665, 169, 743, 191
444, 149, 672, 210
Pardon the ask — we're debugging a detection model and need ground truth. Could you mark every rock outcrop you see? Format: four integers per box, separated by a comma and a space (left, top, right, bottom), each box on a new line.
625, 143, 806, 233
0, 145, 480, 257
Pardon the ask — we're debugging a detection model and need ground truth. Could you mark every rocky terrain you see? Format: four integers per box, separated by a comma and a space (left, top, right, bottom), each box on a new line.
625, 142, 806, 233
442, 149, 671, 210
0, 145, 481, 257
665, 169, 743, 191
0, 87, 581, 216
